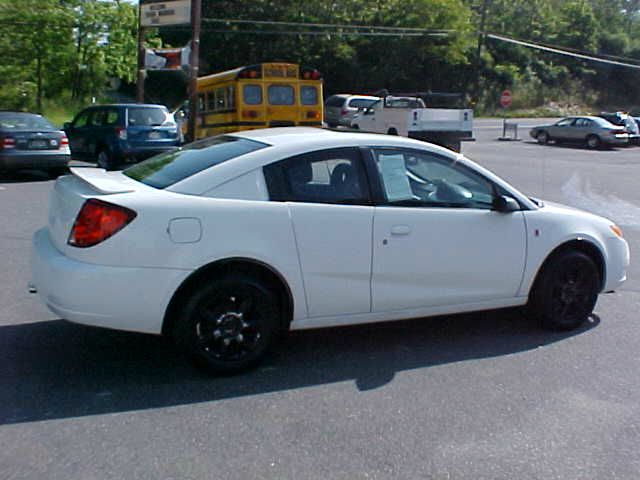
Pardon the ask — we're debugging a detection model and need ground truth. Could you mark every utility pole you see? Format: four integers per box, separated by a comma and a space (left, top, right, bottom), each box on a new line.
187, 0, 202, 143
136, 1, 145, 103
474, 0, 490, 103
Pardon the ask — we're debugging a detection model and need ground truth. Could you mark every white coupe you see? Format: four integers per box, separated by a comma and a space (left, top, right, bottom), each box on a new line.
31, 128, 630, 374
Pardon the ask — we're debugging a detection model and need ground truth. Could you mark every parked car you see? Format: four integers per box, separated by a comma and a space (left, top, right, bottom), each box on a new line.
324, 94, 379, 128
530, 116, 629, 149
598, 111, 640, 145
31, 128, 629, 374
64, 104, 180, 170
0, 111, 70, 175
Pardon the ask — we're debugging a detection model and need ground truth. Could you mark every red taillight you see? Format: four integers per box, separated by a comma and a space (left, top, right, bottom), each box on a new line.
310, 70, 321, 80
60, 136, 69, 147
242, 110, 259, 119
115, 127, 127, 140
1, 137, 15, 149
306, 111, 321, 120
340, 108, 348, 116
68, 199, 136, 248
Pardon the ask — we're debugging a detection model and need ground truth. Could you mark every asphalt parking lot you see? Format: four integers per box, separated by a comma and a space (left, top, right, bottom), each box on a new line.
2, 119, 640, 479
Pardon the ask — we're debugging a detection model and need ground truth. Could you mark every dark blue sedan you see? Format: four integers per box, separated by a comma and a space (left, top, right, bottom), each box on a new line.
0, 112, 70, 175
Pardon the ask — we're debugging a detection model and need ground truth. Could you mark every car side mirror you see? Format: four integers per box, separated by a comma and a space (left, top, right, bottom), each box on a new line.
364, 108, 373, 115
493, 195, 520, 213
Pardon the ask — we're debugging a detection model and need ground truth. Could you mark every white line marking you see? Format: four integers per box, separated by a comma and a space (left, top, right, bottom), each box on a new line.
561, 173, 640, 229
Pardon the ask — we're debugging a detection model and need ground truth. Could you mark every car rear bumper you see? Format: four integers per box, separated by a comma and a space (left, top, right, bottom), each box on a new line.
0, 152, 70, 170
31, 228, 190, 335
604, 135, 629, 146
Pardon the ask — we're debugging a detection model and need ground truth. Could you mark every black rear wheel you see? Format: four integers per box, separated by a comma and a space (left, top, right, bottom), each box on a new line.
586, 135, 601, 150
528, 251, 600, 331
173, 274, 281, 375
97, 149, 117, 170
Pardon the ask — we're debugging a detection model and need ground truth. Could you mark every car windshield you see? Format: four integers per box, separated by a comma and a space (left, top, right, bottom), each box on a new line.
0, 113, 55, 130
123, 135, 268, 189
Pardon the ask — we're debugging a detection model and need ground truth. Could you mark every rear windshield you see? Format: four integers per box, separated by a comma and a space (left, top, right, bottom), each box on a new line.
325, 96, 346, 107
127, 107, 171, 127
0, 113, 55, 130
124, 136, 268, 189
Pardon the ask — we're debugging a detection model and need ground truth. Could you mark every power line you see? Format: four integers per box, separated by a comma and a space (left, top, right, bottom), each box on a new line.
487, 33, 640, 70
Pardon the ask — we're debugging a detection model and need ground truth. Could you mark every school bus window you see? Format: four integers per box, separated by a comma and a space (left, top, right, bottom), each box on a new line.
301, 86, 318, 105
206, 92, 216, 111
216, 88, 226, 110
198, 93, 205, 111
243, 85, 262, 105
268, 85, 294, 105
227, 86, 235, 109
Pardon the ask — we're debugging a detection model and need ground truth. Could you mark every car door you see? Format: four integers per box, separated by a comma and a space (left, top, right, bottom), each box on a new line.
548, 117, 574, 141
357, 100, 381, 131
263, 147, 374, 318
65, 109, 92, 159
368, 147, 527, 312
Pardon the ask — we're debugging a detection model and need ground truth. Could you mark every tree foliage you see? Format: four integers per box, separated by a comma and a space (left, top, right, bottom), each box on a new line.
0, 0, 639, 115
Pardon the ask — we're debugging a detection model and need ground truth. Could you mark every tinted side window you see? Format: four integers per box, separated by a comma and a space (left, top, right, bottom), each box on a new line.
264, 148, 370, 205
348, 99, 377, 109
372, 148, 494, 209
73, 111, 91, 128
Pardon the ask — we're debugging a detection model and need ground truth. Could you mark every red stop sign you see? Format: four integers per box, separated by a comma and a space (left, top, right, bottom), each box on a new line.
500, 90, 512, 108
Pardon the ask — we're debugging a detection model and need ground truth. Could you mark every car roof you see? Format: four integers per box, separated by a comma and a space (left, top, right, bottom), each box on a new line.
80, 104, 168, 109
227, 127, 450, 151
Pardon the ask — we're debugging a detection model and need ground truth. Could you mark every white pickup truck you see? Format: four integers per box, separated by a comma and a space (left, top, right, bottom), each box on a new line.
350, 95, 474, 152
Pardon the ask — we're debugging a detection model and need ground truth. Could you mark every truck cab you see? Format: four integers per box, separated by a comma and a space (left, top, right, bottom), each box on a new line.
351, 92, 474, 152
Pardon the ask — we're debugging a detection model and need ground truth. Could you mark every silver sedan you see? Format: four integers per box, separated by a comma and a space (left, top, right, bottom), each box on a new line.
530, 116, 629, 149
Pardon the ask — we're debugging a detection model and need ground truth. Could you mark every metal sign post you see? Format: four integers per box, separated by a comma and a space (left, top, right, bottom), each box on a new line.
137, 1, 195, 108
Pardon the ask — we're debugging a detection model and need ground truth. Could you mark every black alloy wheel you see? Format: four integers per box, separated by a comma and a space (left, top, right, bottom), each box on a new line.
528, 251, 600, 331
173, 274, 281, 375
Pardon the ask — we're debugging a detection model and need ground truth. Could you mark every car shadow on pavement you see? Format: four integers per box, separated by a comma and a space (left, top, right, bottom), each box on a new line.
0, 169, 59, 183
0, 309, 599, 425
523, 140, 628, 151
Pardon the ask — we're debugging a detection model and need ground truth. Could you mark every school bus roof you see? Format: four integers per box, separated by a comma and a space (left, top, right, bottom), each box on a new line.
197, 67, 244, 87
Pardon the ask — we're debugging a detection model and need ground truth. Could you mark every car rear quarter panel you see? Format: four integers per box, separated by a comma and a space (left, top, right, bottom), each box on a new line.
64, 190, 308, 323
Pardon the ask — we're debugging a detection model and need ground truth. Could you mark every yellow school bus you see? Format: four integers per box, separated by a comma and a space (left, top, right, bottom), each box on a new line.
195, 63, 323, 139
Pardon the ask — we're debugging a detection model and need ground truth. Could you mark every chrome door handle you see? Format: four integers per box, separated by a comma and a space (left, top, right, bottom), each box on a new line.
390, 225, 411, 235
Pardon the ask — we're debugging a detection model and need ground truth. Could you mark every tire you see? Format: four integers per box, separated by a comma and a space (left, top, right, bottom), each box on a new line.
351, 124, 360, 130
172, 273, 281, 375
536, 131, 549, 145
387, 128, 398, 136
528, 251, 600, 331
585, 134, 601, 150
327, 122, 338, 128
97, 149, 116, 170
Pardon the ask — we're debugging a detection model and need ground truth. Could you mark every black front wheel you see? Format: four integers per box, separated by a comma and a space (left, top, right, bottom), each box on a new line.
536, 131, 549, 145
528, 251, 600, 331
173, 274, 281, 375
